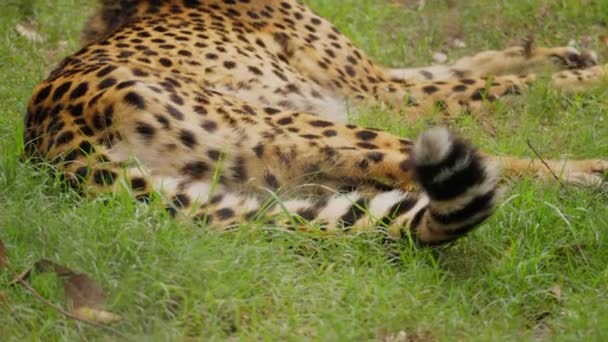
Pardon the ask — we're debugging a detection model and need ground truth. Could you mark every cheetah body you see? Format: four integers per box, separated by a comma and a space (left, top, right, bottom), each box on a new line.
24, 0, 607, 245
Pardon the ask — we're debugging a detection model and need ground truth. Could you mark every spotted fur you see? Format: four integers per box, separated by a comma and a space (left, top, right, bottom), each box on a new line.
24, 0, 607, 245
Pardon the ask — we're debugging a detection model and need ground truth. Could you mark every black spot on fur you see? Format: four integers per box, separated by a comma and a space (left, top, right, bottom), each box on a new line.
355, 130, 378, 141
172, 193, 191, 208
223, 61, 237, 69
265, 172, 280, 189
357, 142, 378, 149
98, 78, 117, 90
155, 114, 171, 129
166, 104, 184, 120
78, 140, 94, 154
68, 103, 84, 117
470, 88, 486, 101
93, 169, 117, 186
253, 144, 264, 157
135, 121, 156, 139
181, 160, 209, 179
231, 156, 247, 180
452, 84, 467, 92
70, 82, 89, 99
422, 85, 439, 94
322, 129, 337, 137
131, 177, 147, 191
340, 198, 368, 228
377, 196, 418, 227
248, 66, 263, 75
277, 117, 293, 125
179, 129, 197, 148
216, 208, 235, 220
52, 82, 72, 101
208, 150, 221, 161
124, 91, 146, 109
296, 208, 316, 221
96, 65, 117, 78
55, 131, 74, 146
159, 57, 173, 67
264, 107, 281, 115
367, 152, 384, 163
201, 120, 217, 132
93, 106, 114, 130
309, 120, 333, 128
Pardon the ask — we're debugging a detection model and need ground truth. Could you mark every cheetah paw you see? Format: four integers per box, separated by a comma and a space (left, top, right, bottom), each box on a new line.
551, 159, 608, 189
549, 47, 599, 69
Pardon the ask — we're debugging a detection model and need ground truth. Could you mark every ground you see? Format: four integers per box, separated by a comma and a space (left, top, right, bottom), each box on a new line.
1, 0, 608, 340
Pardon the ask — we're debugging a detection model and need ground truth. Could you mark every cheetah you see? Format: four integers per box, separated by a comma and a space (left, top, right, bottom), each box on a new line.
24, 0, 607, 246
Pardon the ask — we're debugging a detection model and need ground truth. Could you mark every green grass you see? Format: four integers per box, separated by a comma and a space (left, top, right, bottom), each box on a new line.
1, 0, 608, 340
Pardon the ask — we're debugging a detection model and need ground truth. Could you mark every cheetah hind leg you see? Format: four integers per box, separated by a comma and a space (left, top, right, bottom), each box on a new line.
489, 155, 608, 189
388, 43, 599, 83
381, 62, 608, 128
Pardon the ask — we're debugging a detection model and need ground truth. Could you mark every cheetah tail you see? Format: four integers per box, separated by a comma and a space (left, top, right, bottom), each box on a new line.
410, 127, 502, 245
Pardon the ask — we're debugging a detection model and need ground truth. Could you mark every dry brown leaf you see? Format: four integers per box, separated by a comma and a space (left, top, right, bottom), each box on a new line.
64, 273, 106, 309
549, 284, 562, 301
10, 259, 121, 324
15, 22, 46, 43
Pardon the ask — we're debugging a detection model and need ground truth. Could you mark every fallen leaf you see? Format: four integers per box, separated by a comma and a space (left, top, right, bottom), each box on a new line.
15, 22, 46, 43
10, 259, 121, 324
549, 284, 562, 301
64, 273, 106, 310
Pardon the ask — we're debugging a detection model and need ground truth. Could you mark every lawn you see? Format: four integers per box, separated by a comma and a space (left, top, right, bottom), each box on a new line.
1, 0, 608, 340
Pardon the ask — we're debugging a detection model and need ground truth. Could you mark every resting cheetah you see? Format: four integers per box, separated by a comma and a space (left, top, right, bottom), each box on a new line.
24, 0, 607, 246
